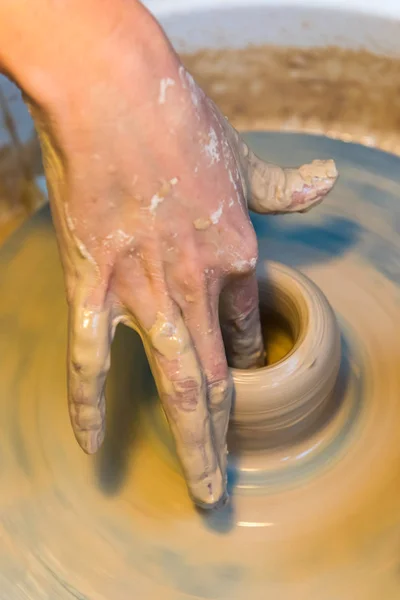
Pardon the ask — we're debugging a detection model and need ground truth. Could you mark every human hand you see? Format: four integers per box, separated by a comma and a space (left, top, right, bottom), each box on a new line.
25, 3, 337, 508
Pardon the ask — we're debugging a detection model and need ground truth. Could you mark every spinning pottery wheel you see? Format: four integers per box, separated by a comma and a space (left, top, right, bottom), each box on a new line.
2, 132, 400, 599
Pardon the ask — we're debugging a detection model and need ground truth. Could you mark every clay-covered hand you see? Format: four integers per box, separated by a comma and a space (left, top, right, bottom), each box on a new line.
28, 13, 337, 509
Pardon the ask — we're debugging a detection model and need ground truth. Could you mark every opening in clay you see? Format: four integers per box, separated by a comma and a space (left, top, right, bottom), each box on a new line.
227, 280, 302, 372
261, 308, 295, 366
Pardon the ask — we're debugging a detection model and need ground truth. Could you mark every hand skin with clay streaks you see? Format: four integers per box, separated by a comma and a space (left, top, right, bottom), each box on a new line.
0, 0, 338, 508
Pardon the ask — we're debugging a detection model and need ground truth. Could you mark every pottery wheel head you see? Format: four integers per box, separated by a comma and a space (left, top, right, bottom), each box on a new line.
1, 132, 400, 600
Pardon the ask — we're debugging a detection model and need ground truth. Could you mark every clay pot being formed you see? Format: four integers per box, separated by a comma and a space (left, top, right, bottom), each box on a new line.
229, 261, 342, 451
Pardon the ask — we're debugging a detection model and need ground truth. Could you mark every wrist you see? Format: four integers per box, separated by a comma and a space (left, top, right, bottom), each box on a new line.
0, 0, 172, 111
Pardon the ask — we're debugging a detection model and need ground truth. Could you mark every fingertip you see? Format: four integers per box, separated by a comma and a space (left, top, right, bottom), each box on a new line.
69, 397, 105, 454
196, 492, 230, 512
246, 153, 338, 214
288, 158, 338, 212
190, 468, 228, 510
74, 426, 104, 455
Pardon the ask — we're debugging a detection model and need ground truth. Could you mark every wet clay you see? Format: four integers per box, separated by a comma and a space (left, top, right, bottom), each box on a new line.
1, 39, 400, 598
229, 261, 341, 451
245, 152, 338, 213
148, 312, 226, 506
36, 121, 226, 507
2, 132, 400, 598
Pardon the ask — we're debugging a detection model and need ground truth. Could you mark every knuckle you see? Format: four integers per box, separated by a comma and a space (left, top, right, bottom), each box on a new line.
162, 378, 202, 412
230, 228, 258, 275
172, 239, 207, 293
69, 389, 105, 430
150, 317, 191, 356
241, 227, 259, 263
182, 258, 207, 291
70, 357, 109, 381
208, 373, 233, 410
182, 427, 209, 449
231, 304, 259, 332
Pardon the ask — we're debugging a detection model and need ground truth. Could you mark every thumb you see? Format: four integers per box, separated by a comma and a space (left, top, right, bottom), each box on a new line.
244, 148, 338, 215
68, 287, 114, 454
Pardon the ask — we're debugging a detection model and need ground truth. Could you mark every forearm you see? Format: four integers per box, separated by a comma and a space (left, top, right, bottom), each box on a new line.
0, 0, 169, 108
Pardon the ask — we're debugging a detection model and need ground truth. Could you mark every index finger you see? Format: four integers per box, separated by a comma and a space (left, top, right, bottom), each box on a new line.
147, 311, 226, 509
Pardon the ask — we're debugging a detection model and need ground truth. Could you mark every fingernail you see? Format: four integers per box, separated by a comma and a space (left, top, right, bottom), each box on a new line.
190, 469, 227, 510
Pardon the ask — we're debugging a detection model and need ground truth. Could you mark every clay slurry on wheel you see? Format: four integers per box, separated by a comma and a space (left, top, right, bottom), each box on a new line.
229, 261, 341, 453
1, 133, 400, 599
